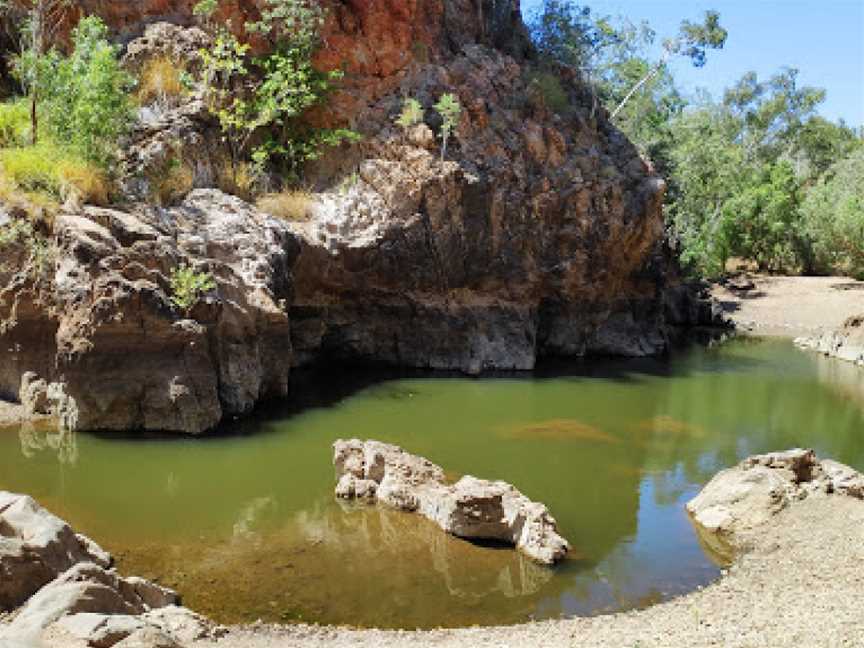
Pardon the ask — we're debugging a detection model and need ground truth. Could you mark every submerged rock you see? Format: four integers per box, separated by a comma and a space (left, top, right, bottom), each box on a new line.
686, 448, 864, 550
333, 439, 569, 565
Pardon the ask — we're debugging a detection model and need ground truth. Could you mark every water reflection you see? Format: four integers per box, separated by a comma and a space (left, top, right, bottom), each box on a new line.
18, 421, 78, 465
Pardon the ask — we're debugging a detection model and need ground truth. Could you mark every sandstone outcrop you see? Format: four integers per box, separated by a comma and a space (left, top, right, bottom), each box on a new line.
0, 190, 297, 434
0, 492, 216, 647
795, 314, 864, 367
332, 439, 569, 564
686, 448, 864, 555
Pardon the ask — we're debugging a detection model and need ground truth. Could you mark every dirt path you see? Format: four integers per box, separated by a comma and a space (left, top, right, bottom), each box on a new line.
712, 275, 864, 337
191, 494, 864, 648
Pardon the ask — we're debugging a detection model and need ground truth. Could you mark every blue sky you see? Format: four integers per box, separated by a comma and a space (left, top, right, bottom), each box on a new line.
520, 0, 864, 127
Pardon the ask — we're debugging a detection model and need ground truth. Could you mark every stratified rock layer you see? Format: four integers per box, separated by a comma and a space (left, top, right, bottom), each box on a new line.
333, 439, 570, 564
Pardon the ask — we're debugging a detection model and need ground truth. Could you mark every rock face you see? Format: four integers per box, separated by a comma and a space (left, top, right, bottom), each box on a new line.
686, 449, 864, 552
333, 439, 569, 564
0, 491, 215, 647
0, 190, 297, 434
0, 1, 722, 433
796, 315, 864, 367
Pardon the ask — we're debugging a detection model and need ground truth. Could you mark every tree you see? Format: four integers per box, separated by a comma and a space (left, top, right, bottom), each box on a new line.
2, 0, 72, 145
433, 94, 461, 161
395, 98, 424, 131
40, 16, 134, 165
610, 10, 727, 118
800, 149, 864, 278
195, 0, 358, 181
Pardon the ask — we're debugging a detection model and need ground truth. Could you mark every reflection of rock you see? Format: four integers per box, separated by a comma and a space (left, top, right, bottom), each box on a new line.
0, 492, 218, 646
296, 504, 554, 600
18, 421, 78, 464
686, 448, 864, 549
333, 439, 569, 564
231, 496, 277, 542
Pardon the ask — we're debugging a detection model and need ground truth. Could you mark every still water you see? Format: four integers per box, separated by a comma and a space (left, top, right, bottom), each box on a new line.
1, 338, 863, 628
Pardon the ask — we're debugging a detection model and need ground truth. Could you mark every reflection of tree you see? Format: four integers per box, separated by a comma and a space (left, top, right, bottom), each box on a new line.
18, 421, 78, 465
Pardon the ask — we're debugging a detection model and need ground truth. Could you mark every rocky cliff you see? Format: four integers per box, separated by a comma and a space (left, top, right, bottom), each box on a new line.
0, 0, 713, 434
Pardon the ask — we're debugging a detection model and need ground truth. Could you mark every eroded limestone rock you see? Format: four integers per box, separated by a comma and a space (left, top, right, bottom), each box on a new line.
333, 439, 569, 564
0, 492, 216, 647
687, 448, 864, 549
0, 190, 298, 434
0, 492, 111, 610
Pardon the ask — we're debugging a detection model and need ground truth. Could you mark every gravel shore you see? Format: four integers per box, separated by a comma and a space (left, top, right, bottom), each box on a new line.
712, 275, 863, 337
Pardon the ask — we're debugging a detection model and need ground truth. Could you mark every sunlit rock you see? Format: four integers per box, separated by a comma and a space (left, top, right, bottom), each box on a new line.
333, 439, 569, 565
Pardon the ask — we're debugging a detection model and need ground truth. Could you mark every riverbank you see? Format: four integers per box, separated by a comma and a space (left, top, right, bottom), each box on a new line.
184, 477, 864, 648
193, 482, 858, 647
712, 274, 863, 337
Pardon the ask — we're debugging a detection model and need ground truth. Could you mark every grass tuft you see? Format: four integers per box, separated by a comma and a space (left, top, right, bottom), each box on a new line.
256, 190, 315, 222
137, 56, 186, 106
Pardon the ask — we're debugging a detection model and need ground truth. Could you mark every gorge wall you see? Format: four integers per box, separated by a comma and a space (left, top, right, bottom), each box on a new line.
0, 0, 713, 434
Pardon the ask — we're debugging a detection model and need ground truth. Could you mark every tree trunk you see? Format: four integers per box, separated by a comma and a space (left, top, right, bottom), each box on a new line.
30, 94, 38, 146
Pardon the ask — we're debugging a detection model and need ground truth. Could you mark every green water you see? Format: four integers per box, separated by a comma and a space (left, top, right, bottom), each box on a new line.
1, 338, 863, 628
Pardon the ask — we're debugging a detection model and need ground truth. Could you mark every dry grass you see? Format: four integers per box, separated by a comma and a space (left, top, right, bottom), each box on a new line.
216, 160, 258, 202
256, 190, 315, 222
0, 144, 111, 227
58, 160, 110, 206
136, 56, 185, 106
149, 157, 194, 206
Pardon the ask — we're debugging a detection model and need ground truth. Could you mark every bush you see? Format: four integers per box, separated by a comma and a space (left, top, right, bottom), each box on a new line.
0, 99, 31, 148
41, 16, 135, 166
169, 265, 216, 314
527, 70, 570, 114
801, 149, 864, 279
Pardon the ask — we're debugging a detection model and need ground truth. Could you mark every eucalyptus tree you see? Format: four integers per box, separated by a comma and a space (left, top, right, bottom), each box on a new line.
0, 0, 72, 144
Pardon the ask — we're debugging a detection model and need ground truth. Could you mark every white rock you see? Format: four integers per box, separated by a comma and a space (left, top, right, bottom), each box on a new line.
333, 439, 569, 564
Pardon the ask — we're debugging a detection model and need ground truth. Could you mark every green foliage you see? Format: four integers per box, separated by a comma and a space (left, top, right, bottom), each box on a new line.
169, 265, 216, 314
40, 17, 135, 166
0, 99, 32, 147
670, 10, 728, 68
433, 93, 461, 161
528, 1, 613, 71
800, 149, 864, 279
395, 98, 424, 130
526, 70, 570, 114
718, 161, 802, 273
197, 0, 358, 182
